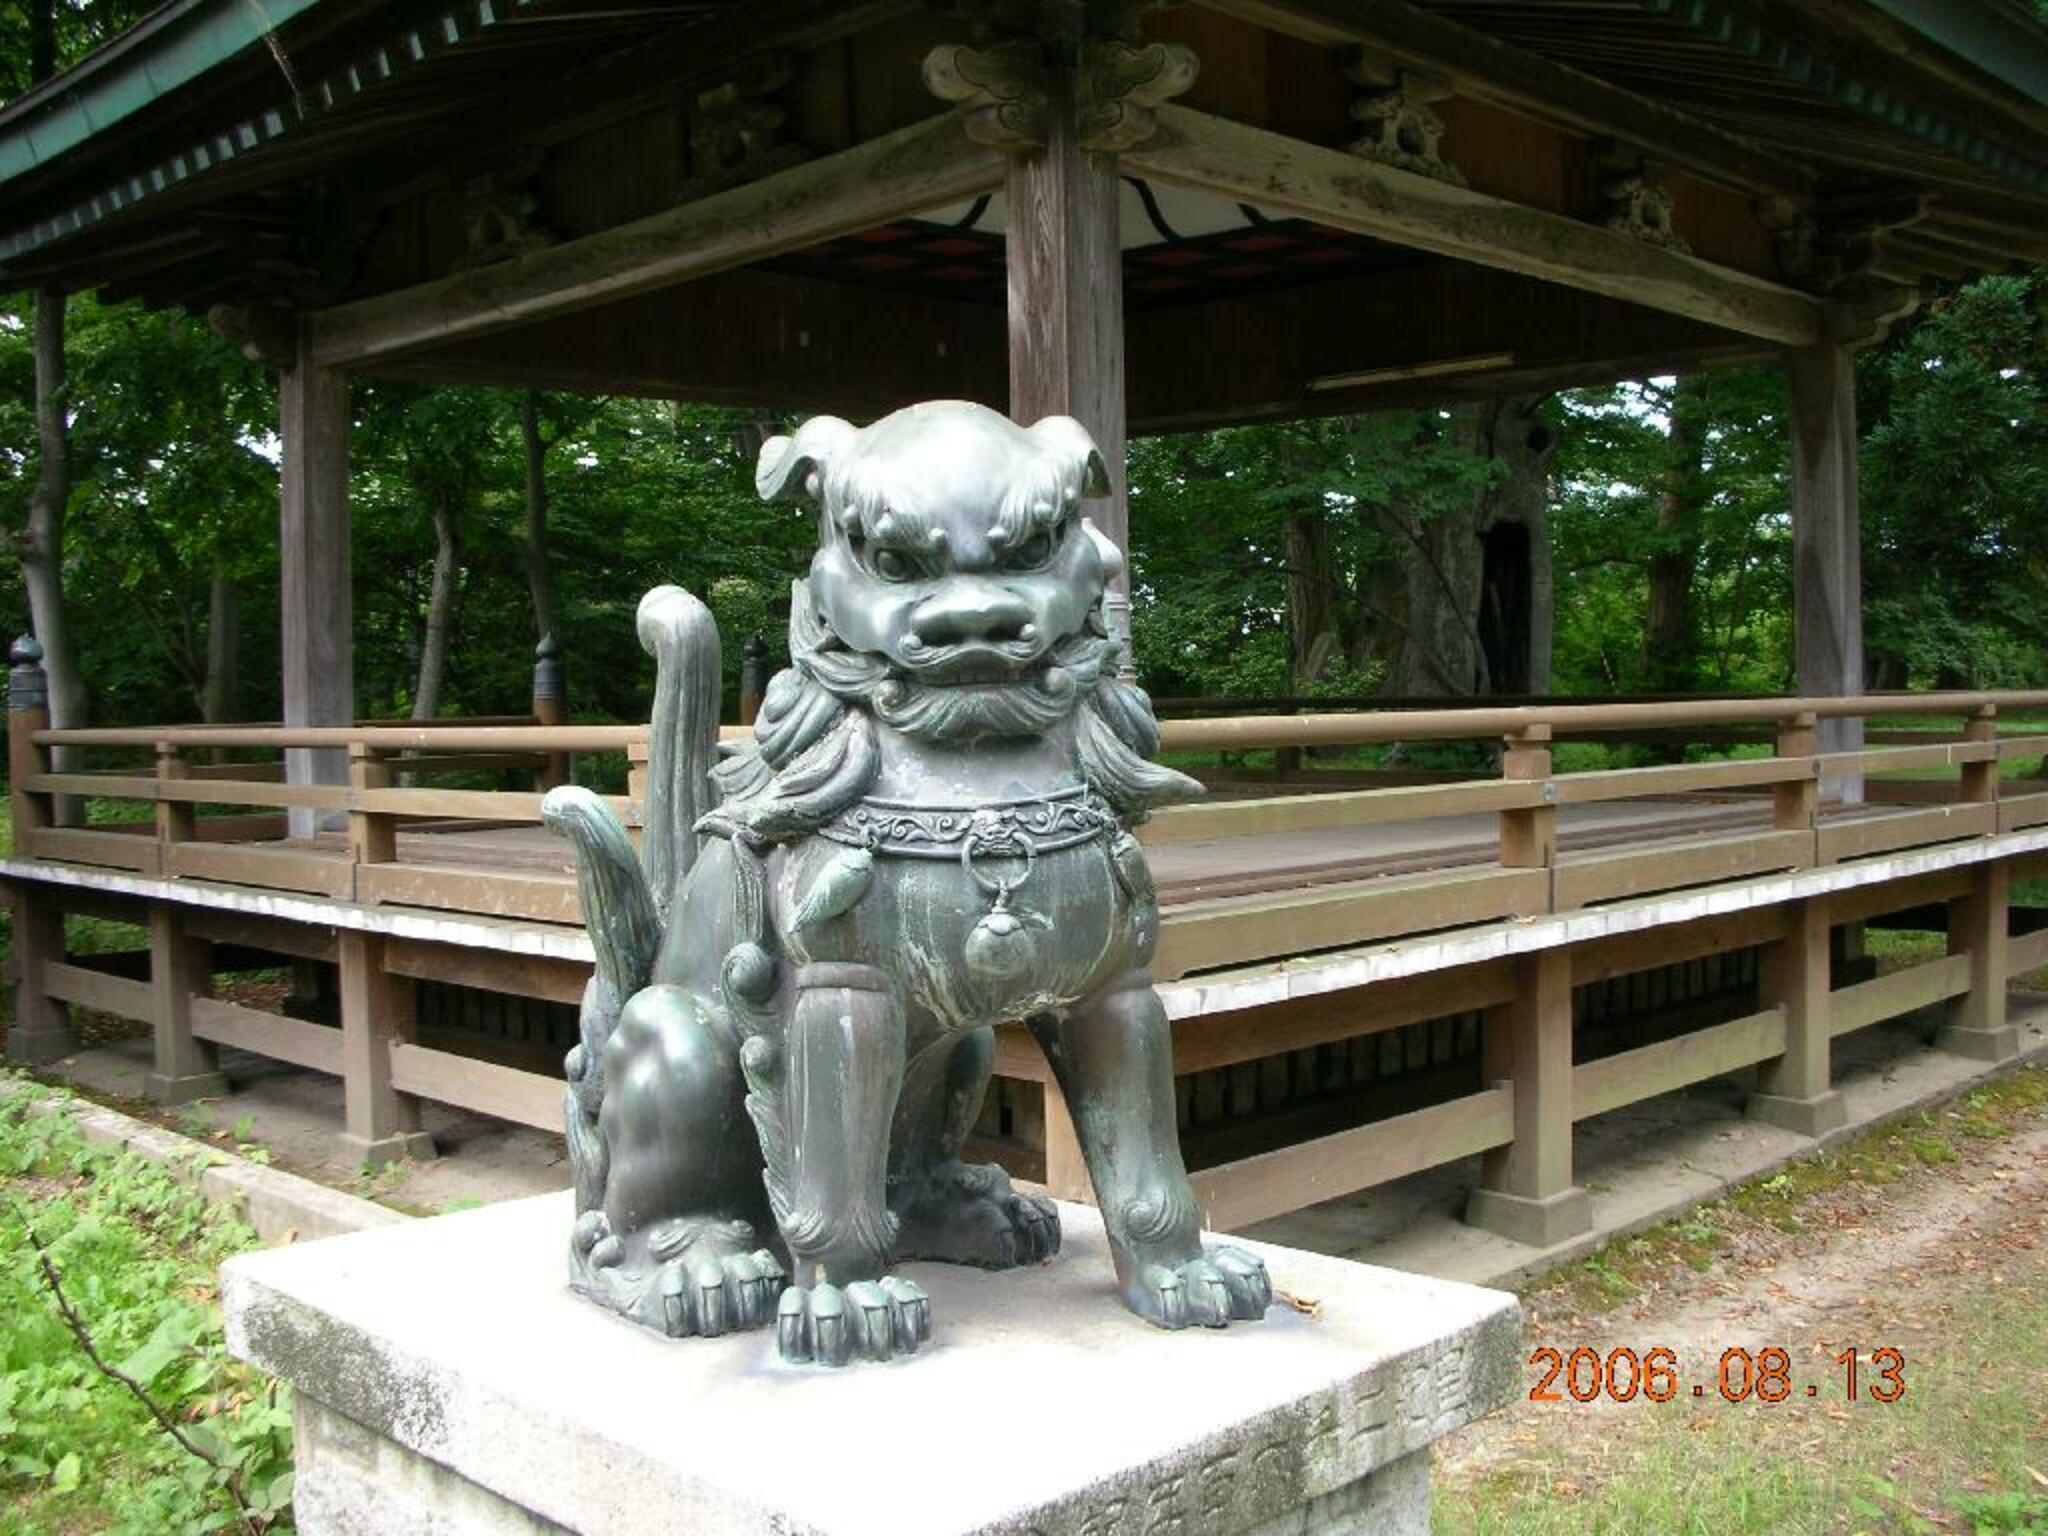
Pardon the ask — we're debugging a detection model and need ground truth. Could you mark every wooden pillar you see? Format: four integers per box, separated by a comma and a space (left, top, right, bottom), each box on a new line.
1465, 947, 1591, 1247
1005, 69, 1131, 653
1750, 897, 1844, 1135
279, 335, 352, 837
336, 930, 434, 1167
146, 907, 226, 1106
6, 637, 73, 1064
1787, 343, 1863, 795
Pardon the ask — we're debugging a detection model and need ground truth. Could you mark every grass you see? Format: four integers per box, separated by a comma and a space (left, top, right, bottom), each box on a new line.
1536, 1064, 2048, 1317
1440, 1062, 2048, 1535
1436, 1272, 2048, 1536
0, 1075, 294, 1535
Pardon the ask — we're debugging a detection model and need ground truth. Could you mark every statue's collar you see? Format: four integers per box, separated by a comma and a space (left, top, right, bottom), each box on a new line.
816, 785, 1115, 860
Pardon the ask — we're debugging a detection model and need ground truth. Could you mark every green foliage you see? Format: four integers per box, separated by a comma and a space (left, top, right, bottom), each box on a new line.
0, 269, 2042, 732
1126, 411, 1494, 698
1862, 273, 2048, 687
0, 1078, 293, 1534
1548, 369, 1793, 695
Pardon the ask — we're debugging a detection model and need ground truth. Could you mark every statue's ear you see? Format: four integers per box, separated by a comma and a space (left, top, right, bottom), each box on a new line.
1027, 415, 1111, 499
756, 415, 857, 504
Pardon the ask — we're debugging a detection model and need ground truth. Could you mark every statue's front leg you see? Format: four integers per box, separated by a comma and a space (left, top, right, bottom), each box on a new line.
1032, 976, 1272, 1329
770, 962, 931, 1365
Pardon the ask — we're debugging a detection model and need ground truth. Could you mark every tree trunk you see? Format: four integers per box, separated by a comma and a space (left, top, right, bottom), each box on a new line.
1641, 376, 1707, 694
413, 495, 461, 720
29, 0, 55, 83
1361, 395, 1553, 703
1283, 511, 1340, 687
202, 565, 240, 724
520, 392, 559, 651
25, 283, 88, 823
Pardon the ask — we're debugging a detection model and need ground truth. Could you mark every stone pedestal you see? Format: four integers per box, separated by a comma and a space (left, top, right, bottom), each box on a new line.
223, 1192, 1520, 1536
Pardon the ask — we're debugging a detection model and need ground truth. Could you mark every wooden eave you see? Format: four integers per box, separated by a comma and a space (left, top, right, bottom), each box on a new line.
0, 0, 2043, 433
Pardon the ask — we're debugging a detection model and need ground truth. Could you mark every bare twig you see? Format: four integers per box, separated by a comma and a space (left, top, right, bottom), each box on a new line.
20, 1213, 264, 1536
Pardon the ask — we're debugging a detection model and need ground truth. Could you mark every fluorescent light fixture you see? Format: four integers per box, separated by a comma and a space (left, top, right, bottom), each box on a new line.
1307, 351, 1515, 392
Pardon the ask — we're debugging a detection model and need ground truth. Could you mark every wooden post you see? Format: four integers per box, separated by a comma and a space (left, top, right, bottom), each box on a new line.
146, 906, 226, 1105
738, 635, 769, 727
349, 743, 396, 874
279, 334, 352, 838
337, 930, 433, 1167
1787, 343, 1863, 796
1498, 725, 1556, 915
1004, 66, 1131, 661
1039, 1080, 1092, 1204
1942, 706, 2016, 1059
1466, 947, 1591, 1246
1750, 896, 1844, 1135
531, 636, 571, 791
155, 742, 193, 861
6, 637, 72, 1064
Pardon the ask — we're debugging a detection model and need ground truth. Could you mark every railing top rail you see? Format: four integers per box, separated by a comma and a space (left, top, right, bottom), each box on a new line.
27, 690, 2048, 754
1154, 690, 2048, 752
32, 724, 653, 751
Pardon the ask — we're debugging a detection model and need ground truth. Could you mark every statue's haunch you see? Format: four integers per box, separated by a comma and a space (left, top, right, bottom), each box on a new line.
544, 400, 1273, 1366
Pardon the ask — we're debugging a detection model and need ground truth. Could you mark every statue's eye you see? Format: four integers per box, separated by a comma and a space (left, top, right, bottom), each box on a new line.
873, 547, 915, 582
1009, 529, 1055, 569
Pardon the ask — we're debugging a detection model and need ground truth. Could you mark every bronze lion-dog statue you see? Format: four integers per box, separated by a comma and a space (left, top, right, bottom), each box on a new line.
543, 400, 1272, 1366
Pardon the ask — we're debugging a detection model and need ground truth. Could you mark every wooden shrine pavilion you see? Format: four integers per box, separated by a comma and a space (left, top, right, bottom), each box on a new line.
3, 0, 2047, 1248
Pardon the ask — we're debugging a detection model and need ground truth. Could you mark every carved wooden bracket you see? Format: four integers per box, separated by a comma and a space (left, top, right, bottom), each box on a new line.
455, 148, 555, 270
924, 33, 1194, 153
1077, 38, 1199, 152
1345, 54, 1462, 185
924, 39, 1051, 150
206, 302, 296, 368
681, 51, 809, 200
1829, 277, 1921, 347
1762, 186, 1926, 341
1595, 143, 1689, 253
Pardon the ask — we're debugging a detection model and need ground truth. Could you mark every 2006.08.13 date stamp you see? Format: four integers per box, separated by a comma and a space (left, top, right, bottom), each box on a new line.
1529, 1345, 1907, 1404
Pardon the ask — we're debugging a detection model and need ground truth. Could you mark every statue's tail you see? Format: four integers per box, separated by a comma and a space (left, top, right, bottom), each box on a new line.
637, 585, 722, 926
540, 785, 661, 1213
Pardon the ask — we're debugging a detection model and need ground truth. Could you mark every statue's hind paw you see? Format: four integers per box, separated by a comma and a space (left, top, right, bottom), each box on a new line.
571, 1216, 786, 1339
1128, 1244, 1272, 1330
776, 1276, 931, 1366
656, 1248, 787, 1338
891, 1160, 1061, 1269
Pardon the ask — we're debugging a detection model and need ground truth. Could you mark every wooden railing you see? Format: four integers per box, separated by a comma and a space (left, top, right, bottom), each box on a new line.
9, 689, 2045, 1233
10, 691, 2048, 972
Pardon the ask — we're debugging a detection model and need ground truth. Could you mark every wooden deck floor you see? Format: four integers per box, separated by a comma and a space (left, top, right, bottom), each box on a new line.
280, 793, 1787, 911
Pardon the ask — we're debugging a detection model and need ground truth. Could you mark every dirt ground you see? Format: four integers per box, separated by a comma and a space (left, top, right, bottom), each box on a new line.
1433, 1076, 2048, 1533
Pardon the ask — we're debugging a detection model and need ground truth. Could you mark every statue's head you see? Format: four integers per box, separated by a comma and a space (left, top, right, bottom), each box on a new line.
757, 401, 1123, 742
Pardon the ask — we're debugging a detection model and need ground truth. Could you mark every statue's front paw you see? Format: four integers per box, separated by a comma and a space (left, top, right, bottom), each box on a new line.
1127, 1245, 1272, 1330
656, 1248, 787, 1338
777, 1277, 931, 1366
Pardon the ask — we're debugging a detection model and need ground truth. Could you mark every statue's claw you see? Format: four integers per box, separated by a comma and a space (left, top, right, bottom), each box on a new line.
777, 1276, 930, 1366
657, 1248, 787, 1339
1130, 1245, 1271, 1330
890, 1160, 1062, 1269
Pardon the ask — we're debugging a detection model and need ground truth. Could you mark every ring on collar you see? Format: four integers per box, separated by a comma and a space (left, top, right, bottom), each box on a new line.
960, 812, 1036, 898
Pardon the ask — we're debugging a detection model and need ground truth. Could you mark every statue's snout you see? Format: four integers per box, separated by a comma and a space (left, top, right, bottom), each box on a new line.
909, 580, 1035, 648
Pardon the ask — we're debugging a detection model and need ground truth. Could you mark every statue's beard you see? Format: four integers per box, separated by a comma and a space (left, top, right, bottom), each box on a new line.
787, 583, 1112, 744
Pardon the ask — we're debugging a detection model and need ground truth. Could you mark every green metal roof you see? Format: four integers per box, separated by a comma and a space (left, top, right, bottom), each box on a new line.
0, 0, 330, 185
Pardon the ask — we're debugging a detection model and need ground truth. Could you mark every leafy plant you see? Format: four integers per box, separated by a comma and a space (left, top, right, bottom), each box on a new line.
0, 1077, 294, 1533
